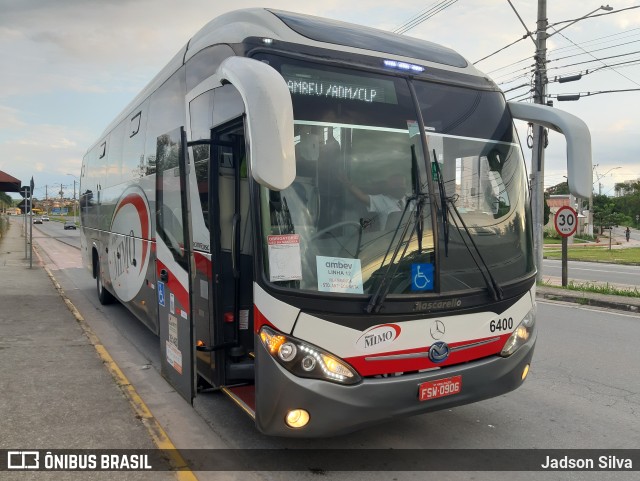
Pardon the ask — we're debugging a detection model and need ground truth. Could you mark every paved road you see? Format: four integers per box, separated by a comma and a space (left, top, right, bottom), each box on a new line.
29, 221, 640, 480
33, 219, 80, 249
542, 258, 639, 287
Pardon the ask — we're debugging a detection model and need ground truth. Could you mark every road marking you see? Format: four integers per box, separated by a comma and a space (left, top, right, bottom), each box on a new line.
34, 245, 198, 481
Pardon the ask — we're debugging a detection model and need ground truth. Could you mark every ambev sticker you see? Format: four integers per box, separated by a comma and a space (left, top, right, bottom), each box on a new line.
316, 256, 364, 294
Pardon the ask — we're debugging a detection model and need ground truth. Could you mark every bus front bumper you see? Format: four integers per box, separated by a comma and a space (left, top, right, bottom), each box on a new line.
254, 330, 536, 437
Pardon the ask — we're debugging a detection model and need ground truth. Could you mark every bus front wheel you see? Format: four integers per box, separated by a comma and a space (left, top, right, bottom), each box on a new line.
96, 257, 115, 305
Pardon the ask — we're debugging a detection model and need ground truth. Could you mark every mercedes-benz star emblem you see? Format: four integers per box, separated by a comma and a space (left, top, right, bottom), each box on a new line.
428, 341, 450, 363
430, 320, 446, 340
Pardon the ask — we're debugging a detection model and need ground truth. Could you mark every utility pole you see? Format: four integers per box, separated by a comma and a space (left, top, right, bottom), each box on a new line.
531, 0, 548, 282
72, 179, 77, 224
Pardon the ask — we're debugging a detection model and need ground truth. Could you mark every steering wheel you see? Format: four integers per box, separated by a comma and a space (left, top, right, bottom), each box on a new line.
310, 220, 362, 240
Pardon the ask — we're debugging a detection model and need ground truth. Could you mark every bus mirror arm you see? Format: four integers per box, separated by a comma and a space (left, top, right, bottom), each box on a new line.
217, 57, 296, 191
507, 101, 592, 199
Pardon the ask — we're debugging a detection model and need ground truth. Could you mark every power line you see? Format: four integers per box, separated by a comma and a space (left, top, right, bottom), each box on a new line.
393, 0, 460, 34
546, 47, 640, 71
486, 28, 640, 76
548, 88, 640, 100
506, 90, 533, 102
548, 58, 640, 84
503, 82, 531, 93
474, 34, 531, 65
474, 0, 536, 65
548, 28, 640, 55
393, 1, 443, 33
494, 44, 640, 84
548, 38, 640, 64
506, 0, 536, 45
548, 26, 640, 88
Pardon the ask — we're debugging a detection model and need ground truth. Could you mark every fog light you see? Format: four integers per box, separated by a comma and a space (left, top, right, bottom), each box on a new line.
285, 409, 310, 428
522, 364, 530, 380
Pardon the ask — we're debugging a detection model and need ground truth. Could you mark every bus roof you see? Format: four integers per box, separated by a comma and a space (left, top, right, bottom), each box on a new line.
94, 8, 490, 149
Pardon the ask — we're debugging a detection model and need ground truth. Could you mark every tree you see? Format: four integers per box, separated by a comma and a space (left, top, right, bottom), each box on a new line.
614, 181, 640, 197
0, 192, 12, 208
592, 194, 630, 233
546, 181, 569, 195
543, 192, 551, 225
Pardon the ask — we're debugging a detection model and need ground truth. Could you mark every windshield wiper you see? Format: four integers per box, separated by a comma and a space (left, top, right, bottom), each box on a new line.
365, 196, 423, 314
433, 150, 450, 257
366, 149, 429, 314
433, 159, 503, 301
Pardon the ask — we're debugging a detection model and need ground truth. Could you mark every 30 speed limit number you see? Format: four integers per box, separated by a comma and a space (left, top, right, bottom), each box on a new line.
554, 206, 578, 237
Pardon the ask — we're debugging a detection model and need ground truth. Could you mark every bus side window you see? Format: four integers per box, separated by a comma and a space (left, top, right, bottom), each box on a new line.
144, 68, 186, 177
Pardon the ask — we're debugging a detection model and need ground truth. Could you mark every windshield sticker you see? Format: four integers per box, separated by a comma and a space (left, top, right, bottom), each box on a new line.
411, 263, 434, 291
268, 235, 302, 282
316, 256, 364, 294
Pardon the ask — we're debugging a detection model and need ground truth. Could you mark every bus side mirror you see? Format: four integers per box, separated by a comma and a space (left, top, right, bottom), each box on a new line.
217, 57, 296, 191
508, 101, 592, 199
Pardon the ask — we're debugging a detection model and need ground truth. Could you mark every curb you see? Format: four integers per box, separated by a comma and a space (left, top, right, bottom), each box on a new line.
537, 287, 640, 314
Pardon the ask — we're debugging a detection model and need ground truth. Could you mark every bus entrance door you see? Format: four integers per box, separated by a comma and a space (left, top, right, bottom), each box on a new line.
155, 127, 196, 403
205, 118, 255, 389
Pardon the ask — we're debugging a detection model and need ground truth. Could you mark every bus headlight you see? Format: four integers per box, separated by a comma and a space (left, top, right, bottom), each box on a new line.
259, 326, 361, 385
500, 305, 536, 357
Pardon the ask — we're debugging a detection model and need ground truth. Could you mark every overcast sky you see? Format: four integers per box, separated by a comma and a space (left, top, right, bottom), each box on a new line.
1, 0, 639, 200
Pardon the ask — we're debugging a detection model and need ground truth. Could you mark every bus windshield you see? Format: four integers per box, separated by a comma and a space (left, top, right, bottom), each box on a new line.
256, 54, 533, 297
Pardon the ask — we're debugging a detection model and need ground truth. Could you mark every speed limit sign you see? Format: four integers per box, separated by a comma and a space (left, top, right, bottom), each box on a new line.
554, 206, 578, 237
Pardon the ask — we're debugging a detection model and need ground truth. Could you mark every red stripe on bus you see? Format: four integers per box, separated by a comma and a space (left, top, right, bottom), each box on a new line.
193, 252, 212, 279
254, 306, 279, 334
114, 193, 150, 275
344, 333, 512, 377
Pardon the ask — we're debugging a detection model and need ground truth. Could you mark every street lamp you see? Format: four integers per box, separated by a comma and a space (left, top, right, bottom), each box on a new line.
67, 173, 78, 224
548, 5, 614, 37
594, 166, 621, 195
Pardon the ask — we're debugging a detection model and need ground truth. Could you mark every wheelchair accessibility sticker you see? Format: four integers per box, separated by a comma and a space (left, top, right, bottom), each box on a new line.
411, 263, 434, 291
157, 281, 165, 307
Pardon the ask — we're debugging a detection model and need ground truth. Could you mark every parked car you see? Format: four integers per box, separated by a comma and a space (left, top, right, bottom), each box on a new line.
42, 215, 50, 221
33, 217, 43, 224
63, 221, 77, 230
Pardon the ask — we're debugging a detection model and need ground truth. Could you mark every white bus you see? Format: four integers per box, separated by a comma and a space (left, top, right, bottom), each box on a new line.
80, 8, 591, 437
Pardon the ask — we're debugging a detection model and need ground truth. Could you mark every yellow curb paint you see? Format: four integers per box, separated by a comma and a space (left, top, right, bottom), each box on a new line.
34, 246, 198, 481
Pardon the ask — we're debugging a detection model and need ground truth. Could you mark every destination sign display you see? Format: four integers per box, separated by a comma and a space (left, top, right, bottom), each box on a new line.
281, 65, 397, 104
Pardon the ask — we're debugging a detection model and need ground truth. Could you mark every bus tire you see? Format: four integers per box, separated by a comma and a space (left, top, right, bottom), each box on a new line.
96, 258, 115, 305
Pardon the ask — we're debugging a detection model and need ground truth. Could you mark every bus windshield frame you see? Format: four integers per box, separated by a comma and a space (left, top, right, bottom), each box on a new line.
252, 53, 534, 301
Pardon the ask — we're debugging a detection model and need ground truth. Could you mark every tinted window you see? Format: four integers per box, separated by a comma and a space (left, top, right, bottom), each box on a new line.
414, 82, 513, 142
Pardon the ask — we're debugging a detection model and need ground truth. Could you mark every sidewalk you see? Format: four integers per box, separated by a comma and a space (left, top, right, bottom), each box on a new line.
0, 218, 174, 480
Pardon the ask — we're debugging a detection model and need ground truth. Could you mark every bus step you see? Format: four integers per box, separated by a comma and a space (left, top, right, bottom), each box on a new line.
222, 385, 256, 419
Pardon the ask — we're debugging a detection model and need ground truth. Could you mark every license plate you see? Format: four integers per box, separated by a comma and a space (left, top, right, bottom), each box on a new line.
419, 375, 462, 401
